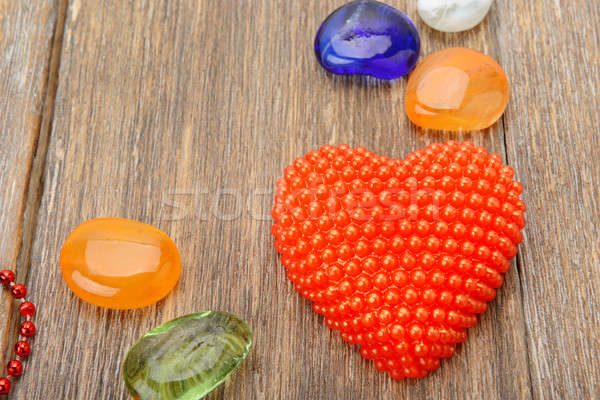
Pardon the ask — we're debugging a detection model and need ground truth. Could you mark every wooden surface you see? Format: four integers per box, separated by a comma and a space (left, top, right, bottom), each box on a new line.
1, 0, 598, 399
0, 0, 61, 377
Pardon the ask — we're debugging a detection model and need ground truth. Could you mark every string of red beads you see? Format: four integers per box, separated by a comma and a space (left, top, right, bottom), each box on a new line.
0, 270, 36, 395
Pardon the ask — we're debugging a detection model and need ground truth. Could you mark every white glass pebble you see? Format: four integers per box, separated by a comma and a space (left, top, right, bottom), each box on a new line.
417, 0, 493, 33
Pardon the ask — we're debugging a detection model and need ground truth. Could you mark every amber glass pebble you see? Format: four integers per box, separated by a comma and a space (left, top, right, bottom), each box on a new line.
60, 218, 181, 309
405, 47, 509, 131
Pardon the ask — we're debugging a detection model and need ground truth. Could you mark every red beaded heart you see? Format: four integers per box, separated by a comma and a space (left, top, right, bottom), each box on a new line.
271, 141, 525, 379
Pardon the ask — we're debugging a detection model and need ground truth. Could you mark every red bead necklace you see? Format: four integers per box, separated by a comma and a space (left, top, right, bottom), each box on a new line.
0, 270, 36, 395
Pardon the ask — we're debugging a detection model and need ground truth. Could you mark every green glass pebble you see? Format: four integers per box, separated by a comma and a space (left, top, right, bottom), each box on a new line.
123, 311, 252, 400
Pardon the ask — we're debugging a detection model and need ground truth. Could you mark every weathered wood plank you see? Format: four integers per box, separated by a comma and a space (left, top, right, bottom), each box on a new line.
0, 0, 61, 375
18, 1, 538, 399
497, 1, 600, 399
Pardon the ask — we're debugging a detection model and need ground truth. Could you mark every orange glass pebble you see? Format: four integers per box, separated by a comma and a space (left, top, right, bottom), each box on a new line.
60, 218, 181, 310
405, 47, 509, 131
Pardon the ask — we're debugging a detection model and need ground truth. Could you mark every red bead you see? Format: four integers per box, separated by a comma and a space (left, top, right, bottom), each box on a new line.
19, 321, 36, 337
10, 284, 26, 299
271, 141, 526, 380
0, 377, 10, 394
19, 301, 36, 318
0, 270, 15, 286
7, 360, 23, 377
15, 341, 31, 357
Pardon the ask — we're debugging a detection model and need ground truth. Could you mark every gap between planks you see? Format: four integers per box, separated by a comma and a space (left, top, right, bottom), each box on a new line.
499, 112, 536, 399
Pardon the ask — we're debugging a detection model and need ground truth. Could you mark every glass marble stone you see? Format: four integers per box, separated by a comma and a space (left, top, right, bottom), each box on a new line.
314, 0, 420, 80
60, 218, 181, 310
405, 47, 509, 131
417, 0, 493, 33
123, 311, 252, 400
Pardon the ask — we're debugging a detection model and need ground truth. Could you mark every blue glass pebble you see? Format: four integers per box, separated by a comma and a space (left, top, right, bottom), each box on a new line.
314, 0, 420, 80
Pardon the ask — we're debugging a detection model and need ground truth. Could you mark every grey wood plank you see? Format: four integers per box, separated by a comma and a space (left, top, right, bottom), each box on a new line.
0, 0, 61, 384
497, 0, 600, 398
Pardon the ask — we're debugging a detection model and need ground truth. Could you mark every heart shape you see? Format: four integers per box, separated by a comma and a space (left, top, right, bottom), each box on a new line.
272, 141, 525, 379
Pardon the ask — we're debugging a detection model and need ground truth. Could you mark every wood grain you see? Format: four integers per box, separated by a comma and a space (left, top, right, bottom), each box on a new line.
0, 0, 597, 399
0, 0, 60, 373
497, 1, 600, 398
